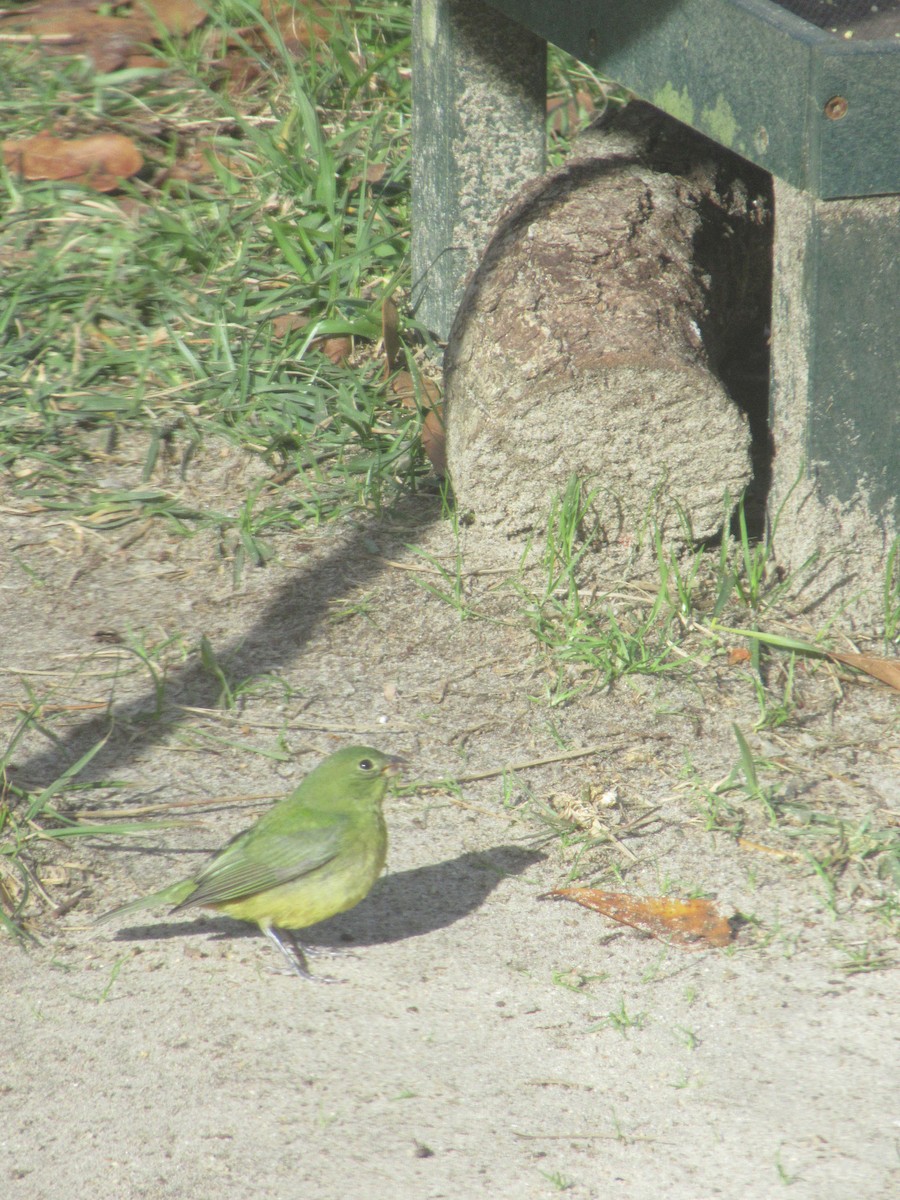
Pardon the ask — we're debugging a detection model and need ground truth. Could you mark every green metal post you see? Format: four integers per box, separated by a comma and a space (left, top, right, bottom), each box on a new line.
412, 0, 547, 339
770, 179, 900, 555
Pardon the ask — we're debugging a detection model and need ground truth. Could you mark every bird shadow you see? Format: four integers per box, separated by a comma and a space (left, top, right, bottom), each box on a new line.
111, 844, 544, 953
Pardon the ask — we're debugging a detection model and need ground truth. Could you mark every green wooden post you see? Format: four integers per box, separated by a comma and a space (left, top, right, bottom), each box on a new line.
412, 0, 547, 339
770, 180, 900, 551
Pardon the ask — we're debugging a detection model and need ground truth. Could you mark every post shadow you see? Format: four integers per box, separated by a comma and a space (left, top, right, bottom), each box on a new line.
10, 492, 442, 793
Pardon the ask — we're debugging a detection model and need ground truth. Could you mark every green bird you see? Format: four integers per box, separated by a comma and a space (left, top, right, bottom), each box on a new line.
99, 745, 405, 980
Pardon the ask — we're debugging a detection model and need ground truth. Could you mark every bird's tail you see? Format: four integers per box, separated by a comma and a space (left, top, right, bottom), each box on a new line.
96, 880, 196, 925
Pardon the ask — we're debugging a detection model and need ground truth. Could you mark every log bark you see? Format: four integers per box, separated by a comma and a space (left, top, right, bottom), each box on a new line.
445, 101, 772, 561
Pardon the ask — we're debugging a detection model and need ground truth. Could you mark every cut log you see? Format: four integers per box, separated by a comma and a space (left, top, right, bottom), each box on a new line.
445, 101, 772, 562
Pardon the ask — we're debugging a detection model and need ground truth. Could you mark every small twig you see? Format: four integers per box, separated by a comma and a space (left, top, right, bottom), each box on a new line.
512, 1130, 670, 1144
377, 556, 510, 576
428, 742, 628, 786
65, 793, 275, 820
587, 820, 639, 860
52, 889, 90, 918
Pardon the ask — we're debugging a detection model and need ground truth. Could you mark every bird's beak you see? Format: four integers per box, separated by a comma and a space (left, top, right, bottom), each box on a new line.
382, 755, 408, 777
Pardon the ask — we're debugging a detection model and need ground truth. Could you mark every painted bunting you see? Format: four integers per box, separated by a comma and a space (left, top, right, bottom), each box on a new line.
99, 745, 405, 980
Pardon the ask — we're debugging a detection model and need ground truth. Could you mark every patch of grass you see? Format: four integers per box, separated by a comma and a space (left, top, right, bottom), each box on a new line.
502, 479, 899, 930
512, 478, 833, 707
884, 535, 900, 648
0, 625, 304, 936
550, 967, 607, 991
407, 488, 475, 616
0, 708, 176, 939
688, 725, 900, 925
0, 1, 428, 535
539, 1168, 576, 1192
0, 9, 615, 549
586, 998, 648, 1035
833, 940, 897, 975
774, 1149, 802, 1186
518, 478, 700, 703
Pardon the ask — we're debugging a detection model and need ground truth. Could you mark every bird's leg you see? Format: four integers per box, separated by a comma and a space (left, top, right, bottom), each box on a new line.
262, 925, 343, 984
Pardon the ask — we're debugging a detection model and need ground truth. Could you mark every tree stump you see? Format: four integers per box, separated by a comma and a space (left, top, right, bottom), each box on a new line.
445, 101, 772, 563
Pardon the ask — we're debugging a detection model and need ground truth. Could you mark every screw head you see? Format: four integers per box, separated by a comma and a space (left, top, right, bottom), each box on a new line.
824, 96, 849, 120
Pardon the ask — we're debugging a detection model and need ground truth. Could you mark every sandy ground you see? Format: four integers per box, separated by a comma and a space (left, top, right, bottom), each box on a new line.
1, 451, 898, 1200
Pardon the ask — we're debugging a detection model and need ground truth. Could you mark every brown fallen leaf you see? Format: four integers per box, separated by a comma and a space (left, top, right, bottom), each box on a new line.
137, 0, 208, 37
713, 623, 900, 694
826, 650, 900, 692
377, 295, 445, 473
317, 335, 352, 366
381, 296, 402, 375
348, 161, 388, 192
3, 132, 143, 192
270, 319, 352, 364
389, 369, 441, 409
0, 0, 207, 71
421, 405, 446, 476
260, 0, 348, 52
727, 646, 752, 666
543, 888, 737, 949
546, 88, 598, 135
270, 313, 306, 339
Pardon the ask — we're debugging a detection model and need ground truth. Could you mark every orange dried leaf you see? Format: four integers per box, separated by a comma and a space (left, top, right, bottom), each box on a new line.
348, 161, 388, 191
259, 0, 346, 51
318, 335, 352, 366
389, 370, 415, 407
546, 888, 736, 949
388, 370, 441, 411
826, 650, 900, 692
421, 405, 447, 476
3, 132, 143, 192
381, 296, 402, 374
0, 0, 208, 69
271, 313, 305, 339
137, 0, 208, 36
546, 88, 597, 134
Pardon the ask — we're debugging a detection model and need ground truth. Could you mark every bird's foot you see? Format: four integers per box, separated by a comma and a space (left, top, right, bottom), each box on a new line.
263, 925, 346, 984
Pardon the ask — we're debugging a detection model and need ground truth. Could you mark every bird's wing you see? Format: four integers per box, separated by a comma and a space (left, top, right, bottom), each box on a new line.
172, 819, 346, 910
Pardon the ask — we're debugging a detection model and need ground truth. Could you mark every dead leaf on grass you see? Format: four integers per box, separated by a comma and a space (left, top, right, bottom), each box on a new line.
714, 624, 900, 694
348, 161, 388, 192
379, 296, 445, 472
543, 888, 738, 949
213, 1, 355, 92
138, 0, 208, 36
421, 405, 446, 476
381, 296, 402, 375
737, 837, 802, 862
727, 646, 752, 666
269, 316, 352, 365
260, 0, 348, 52
826, 650, 900, 692
0, 0, 207, 71
317, 335, 352, 365
3, 131, 143, 191
546, 88, 598, 135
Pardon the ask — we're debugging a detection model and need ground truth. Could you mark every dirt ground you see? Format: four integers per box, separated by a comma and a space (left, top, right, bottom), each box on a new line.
1, 443, 898, 1200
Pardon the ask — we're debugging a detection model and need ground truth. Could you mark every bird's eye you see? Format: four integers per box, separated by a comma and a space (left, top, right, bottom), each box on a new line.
358, 758, 374, 772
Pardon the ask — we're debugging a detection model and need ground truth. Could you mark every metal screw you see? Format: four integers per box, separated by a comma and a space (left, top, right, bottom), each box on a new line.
824, 96, 849, 120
